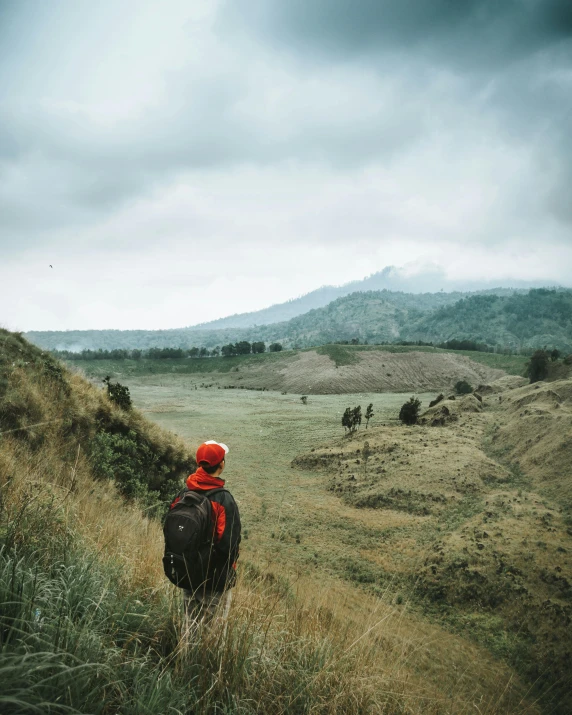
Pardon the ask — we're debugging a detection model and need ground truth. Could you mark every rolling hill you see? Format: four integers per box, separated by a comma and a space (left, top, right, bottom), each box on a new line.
25, 288, 572, 353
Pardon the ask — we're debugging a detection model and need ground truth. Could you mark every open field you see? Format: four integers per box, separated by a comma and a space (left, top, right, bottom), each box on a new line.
119, 370, 572, 713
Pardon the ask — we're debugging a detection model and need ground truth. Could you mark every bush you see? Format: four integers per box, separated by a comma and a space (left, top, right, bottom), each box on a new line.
525, 350, 549, 383
454, 380, 473, 395
102, 376, 132, 410
399, 397, 421, 425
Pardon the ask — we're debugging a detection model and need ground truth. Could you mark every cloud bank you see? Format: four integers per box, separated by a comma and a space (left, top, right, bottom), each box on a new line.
0, 0, 570, 330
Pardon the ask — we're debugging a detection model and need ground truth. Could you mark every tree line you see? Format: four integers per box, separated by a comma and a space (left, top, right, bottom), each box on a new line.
51, 342, 283, 361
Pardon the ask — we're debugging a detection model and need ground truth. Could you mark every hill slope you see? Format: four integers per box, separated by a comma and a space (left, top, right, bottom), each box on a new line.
294, 374, 572, 711
187, 266, 551, 331
26, 288, 572, 353
0, 329, 540, 713
67, 345, 510, 394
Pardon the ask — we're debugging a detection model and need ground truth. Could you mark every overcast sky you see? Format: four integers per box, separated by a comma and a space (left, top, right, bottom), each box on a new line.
1, 0, 571, 331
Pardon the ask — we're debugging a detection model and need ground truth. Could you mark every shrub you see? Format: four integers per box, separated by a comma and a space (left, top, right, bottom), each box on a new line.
342, 405, 362, 434
454, 380, 473, 395
102, 376, 132, 410
399, 397, 421, 425
525, 350, 549, 383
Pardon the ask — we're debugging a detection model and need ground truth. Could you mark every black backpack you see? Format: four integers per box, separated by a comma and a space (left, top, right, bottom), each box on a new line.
162, 487, 226, 590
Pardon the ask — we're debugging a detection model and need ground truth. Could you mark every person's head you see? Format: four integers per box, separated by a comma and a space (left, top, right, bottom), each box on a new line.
196, 440, 229, 477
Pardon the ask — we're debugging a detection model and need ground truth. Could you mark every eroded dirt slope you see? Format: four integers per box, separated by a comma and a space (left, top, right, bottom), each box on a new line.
223, 349, 506, 394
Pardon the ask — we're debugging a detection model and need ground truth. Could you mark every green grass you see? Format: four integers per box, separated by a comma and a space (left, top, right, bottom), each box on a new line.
66, 350, 295, 379
314, 344, 361, 366
446, 350, 528, 376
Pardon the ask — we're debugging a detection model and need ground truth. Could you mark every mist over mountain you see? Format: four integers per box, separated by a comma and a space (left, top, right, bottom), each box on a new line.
25, 287, 572, 354
185, 266, 554, 331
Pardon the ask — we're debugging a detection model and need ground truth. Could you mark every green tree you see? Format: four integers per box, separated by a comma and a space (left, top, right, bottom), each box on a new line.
362, 441, 371, 475
454, 380, 472, 395
399, 396, 421, 425
526, 349, 549, 383
342, 407, 353, 433
269, 343, 283, 352
342, 406, 361, 434
221, 343, 237, 357
252, 341, 266, 354
550, 348, 561, 362
350, 406, 362, 432
102, 376, 132, 411
235, 341, 252, 355
365, 403, 374, 428
300, 395, 308, 405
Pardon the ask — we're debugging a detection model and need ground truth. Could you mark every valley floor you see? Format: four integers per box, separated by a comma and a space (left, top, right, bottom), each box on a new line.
119, 371, 572, 713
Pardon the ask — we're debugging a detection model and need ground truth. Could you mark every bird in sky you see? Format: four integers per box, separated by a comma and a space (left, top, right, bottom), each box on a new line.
49, 265, 53, 268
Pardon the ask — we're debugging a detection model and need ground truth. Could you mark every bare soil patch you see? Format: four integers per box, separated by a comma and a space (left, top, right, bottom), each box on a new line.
216, 349, 506, 394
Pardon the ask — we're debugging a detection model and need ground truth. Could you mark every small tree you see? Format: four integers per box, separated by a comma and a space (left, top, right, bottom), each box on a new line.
550, 348, 560, 362
342, 405, 361, 434
352, 405, 362, 431
362, 441, 371, 474
399, 396, 421, 425
455, 380, 473, 395
252, 341, 266, 354
300, 395, 308, 405
269, 343, 283, 352
235, 341, 252, 355
526, 349, 549, 383
102, 376, 132, 410
221, 343, 237, 357
365, 403, 374, 428
342, 407, 352, 433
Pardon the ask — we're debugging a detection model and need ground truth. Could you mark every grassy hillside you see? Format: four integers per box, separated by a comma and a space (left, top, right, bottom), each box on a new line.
294, 379, 572, 712
2, 329, 540, 713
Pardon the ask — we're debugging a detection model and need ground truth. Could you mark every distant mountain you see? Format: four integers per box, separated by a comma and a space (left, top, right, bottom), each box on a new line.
400, 289, 572, 351
185, 265, 551, 331
25, 288, 572, 353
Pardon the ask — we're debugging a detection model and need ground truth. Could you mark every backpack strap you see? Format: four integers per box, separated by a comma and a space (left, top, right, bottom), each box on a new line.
202, 487, 228, 499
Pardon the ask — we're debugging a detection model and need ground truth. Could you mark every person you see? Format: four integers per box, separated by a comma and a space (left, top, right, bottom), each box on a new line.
182, 440, 241, 622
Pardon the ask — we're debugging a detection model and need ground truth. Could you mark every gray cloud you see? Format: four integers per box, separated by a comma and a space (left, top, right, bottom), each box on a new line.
226, 0, 572, 69
0, 0, 571, 328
